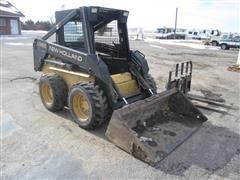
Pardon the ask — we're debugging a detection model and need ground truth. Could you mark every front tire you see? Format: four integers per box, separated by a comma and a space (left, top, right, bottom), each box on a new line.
68, 83, 109, 129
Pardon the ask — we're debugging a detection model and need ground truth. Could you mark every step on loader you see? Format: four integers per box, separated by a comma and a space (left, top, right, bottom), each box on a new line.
33, 6, 207, 166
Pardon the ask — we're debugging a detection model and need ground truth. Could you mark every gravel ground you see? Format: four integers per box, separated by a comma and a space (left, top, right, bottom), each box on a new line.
1, 32, 239, 179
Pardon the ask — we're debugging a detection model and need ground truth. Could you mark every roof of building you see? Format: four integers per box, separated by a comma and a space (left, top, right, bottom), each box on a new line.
0, 0, 25, 17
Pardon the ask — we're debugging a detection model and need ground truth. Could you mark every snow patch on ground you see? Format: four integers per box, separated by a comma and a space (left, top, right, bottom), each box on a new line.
0, 35, 30, 40
146, 38, 219, 50
150, 44, 167, 50
22, 30, 48, 34
0, 30, 47, 40
5, 42, 32, 46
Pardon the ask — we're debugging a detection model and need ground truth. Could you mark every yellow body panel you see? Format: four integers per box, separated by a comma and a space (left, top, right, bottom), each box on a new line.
111, 72, 132, 84
42, 64, 94, 88
42, 65, 140, 97
111, 72, 140, 97
116, 79, 140, 97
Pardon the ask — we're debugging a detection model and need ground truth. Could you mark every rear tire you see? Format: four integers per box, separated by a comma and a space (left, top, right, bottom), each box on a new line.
211, 41, 218, 46
39, 75, 67, 112
221, 44, 229, 50
146, 74, 157, 93
68, 82, 109, 129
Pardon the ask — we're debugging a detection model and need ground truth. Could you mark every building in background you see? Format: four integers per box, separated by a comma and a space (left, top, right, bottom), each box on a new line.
0, 0, 25, 35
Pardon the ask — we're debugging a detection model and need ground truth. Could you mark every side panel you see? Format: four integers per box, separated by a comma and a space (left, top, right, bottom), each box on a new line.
42, 64, 94, 88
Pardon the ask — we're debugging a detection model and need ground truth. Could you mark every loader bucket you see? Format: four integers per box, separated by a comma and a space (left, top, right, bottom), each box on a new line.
105, 88, 207, 166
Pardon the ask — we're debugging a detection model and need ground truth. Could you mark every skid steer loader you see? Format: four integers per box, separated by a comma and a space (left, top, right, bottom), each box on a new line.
33, 6, 207, 166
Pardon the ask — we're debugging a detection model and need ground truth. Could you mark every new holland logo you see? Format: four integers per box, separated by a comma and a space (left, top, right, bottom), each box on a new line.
49, 45, 83, 62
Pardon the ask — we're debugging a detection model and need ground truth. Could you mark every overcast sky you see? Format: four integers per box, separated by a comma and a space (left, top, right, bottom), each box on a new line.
8, 0, 240, 32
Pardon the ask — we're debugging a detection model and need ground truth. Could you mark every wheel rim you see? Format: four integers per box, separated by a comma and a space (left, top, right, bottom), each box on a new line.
72, 92, 91, 122
41, 82, 53, 106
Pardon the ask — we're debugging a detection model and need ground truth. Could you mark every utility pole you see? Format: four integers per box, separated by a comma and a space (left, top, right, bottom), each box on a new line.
174, 7, 178, 39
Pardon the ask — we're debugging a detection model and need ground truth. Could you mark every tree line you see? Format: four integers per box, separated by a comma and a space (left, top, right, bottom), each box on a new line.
22, 20, 54, 31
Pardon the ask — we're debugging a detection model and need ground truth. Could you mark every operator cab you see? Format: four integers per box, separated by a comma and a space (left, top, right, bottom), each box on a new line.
55, 7, 130, 74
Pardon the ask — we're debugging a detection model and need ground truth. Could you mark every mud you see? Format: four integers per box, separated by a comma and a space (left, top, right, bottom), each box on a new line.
227, 65, 240, 72
129, 101, 206, 164
163, 130, 176, 136
200, 89, 225, 102
133, 108, 200, 132
147, 140, 158, 147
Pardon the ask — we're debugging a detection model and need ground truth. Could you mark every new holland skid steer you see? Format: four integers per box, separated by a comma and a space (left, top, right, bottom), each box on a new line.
33, 6, 207, 166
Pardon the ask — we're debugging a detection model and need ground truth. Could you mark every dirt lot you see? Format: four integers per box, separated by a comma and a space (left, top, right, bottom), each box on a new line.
1, 32, 240, 179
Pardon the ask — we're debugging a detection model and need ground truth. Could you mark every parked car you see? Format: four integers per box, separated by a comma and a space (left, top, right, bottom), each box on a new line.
210, 33, 228, 46
186, 29, 220, 40
156, 27, 186, 39
219, 35, 240, 50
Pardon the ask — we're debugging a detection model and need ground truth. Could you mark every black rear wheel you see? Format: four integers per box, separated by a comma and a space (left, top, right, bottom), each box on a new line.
68, 82, 109, 129
146, 74, 157, 93
39, 75, 67, 111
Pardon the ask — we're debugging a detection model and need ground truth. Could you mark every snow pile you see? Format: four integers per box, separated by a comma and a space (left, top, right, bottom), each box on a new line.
5, 42, 32, 46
